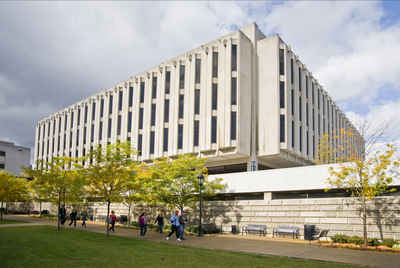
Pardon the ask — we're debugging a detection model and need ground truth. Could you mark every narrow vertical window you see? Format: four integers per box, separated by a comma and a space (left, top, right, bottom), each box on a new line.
118, 91, 123, 111
306, 76, 309, 98
150, 131, 155, 154
312, 135, 315, 157
212, 52, 218, 78
195, 58, 201, 84
194, 89, 200, 115
108, 118, 112, 138
139, 108, 144, 129
165, 71, 170, 94
57, 136, 60, 152
231, 78, 237, 105
164, 99, 169, 123
290, 58, 294, 84
194, 120, 199, 146
100, 98, 104, 118
312, 83, 314, 105
291, 89, 294, 115
291, 121, 295, 149
280, 81, 285, 108
127, 112, 132, 133
152, 76, 157, 99
140, 82, 145, 103
306, 103, 309, 127
83, 127, 87, 144
91, 124, 94, 142
99, 121, 103, 141
306, 131, 309, 156
231, 111, 237, 140
117, 115, 121, 136
179, 65, 185, 89
231, 44, 237, 71
137, 134, 142, 156
312, 109, 315, 131
109, 95, 113, 115
178, 94, 184, 119
318, 114, 321, 134
63, 134, 66, 150
299, 96, 302, 122
177, 124, 183, 149
299, 126, 302, 152
71, 112, 74, 129
280, 115, 285, 142
212, 83, 217, 110
129, 87, 134, 107
279, 49, 284, 75
64, 115, 67, 130
76, 129, 79, 146
298, 67, 302, 91
163, 128, 168, 152
92, 103, 96, 121
318, 89, 320, 109
211, 116, 217, 143
77, 109, 81, 126
151, 103, 156, 126
53, 120, 56, 135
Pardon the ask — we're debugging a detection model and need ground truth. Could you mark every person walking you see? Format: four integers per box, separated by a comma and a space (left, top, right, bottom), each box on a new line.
139, 213, 147, 237
81, 210, 88, 228
59, 205, 67, 225
179, 213, 186, 240
166, 210, 181, 242
109, 211, 117, 232
155, 213, 164, 233
69, 210, 77, 228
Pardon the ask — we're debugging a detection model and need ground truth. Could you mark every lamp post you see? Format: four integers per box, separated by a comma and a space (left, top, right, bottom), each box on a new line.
198, 173, 204, 237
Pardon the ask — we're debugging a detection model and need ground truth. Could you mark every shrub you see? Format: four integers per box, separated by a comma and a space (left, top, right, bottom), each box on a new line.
348, 236, 364, 246
382, 238, 397, 248
368, 238, 381, 247
331, 234, 349, 243
41, 210, 49, 215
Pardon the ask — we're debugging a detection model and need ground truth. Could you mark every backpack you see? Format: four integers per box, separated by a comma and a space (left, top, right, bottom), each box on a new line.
179, 215, 185, 225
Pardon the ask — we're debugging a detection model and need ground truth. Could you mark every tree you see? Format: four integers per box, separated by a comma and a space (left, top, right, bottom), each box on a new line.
83, 142, 140, 236
151, 154, 226, 216
0, 171, 30, 221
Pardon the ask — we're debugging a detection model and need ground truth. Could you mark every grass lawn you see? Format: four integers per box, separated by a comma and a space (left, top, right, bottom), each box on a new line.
0, 219, 26, 224
0, 226, 365, 268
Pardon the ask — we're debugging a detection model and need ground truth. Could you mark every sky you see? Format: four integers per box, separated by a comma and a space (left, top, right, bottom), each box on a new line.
1, 1, 400, 159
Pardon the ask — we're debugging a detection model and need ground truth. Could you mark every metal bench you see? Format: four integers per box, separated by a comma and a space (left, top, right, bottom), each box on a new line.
313, 229, 329, 244
273, 225, 299, 239
242, 224, 267, 236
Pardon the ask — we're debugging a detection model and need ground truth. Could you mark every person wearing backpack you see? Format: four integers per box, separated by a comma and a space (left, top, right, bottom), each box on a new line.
165, 210, 181, 242
139, 212, 147, 237
179, 213, 186, 240
154, 213, 164, 233
109, 211, 117, 232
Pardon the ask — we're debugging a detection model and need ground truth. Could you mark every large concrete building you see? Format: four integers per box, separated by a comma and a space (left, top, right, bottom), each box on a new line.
0, 140, 31, 175
34, 23, 363, 173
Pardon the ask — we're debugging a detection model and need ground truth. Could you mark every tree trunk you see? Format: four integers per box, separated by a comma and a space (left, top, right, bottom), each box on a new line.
57, 193, 61, 232
39, 201, 42, 217
106, 201, 110, 237
0, 201, 3, 221
362, 195, 368, 248
128, 203, 131, 226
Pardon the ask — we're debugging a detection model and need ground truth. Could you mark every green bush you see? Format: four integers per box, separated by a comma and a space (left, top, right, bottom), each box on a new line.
348, 236, 364, 245
368, 238, 381, 247
331, 234, 349, 243
382, 238, 397, 248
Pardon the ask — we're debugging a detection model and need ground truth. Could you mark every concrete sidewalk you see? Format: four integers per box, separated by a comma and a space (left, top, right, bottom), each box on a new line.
3, 215, 400, 268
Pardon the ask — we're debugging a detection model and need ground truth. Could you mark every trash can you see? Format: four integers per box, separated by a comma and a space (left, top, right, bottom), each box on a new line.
231, 225, 237, 234
304, 224, 315, 241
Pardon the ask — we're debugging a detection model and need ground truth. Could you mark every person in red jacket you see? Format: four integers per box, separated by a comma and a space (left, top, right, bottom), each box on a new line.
109, 211, 117, 232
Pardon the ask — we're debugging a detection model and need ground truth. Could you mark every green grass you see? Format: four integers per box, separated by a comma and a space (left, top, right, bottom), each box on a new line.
0, 226, 365, 268
0, 219, 26, 224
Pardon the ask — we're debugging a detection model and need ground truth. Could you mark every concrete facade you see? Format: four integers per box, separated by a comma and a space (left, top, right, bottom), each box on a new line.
0, 140, 31, 175
34, 23, 363, 170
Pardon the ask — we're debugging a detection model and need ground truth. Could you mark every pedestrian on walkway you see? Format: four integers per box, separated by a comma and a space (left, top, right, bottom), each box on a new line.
59, 205, 67, 225
139, 212, 147, 237
81, 210, 88, 228
68, 210, 77, 227
155, 213, 164, 233
179, 213, 186, 240
166, 210, 181, 241
109, 211, 117, 232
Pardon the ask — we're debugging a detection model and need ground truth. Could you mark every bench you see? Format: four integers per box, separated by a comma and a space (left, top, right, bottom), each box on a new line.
273, 226, 299, 239
242, 224, 267, 236
312, 229, 329, 244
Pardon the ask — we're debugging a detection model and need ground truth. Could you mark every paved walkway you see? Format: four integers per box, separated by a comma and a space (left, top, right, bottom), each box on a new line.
2, 215, 400, 268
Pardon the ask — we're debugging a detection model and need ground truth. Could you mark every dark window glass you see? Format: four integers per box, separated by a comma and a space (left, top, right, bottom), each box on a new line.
129, 87, 134, 107
211, 116, 217, 143
280, 81, 285, 108
164, 99, 169, 123
53, 120, 56, 135
118, 91, 123, 111
312, 135, 315, 157
85, 105, 88, 123
312, 109, 315, 131
280, 115, 285, 142
195, 59, 201, 84
138, 134, 142, 156
291, 120, 295, 148
151, 103, 156, 126
291, 89, 294, 115
109, 95, 113, 115
232, 44, 237, 71
63, 134, 66, 149
71, 112, 74, 129
58, 118, 61, 133
279, 49, 284, 75
212, 52, 218, 78
108, 118, 112, 138
91, 124, 94, 142
231, 78, 237, 105
307, 131, 309, 155
140, 82, 145, 103
306, 76, 308, 98
0, 164, 4, 169
177, 124, 183, 149
299, 96, 302, 122
194, 89, 200, 115
128, 112, 132, 133
76, 129, 79, 146
318, 89, 320, 109
38, 126, 41, 141
152, 76, 157, 99
139, 108, 144, 129
298, 67, 302, 91
306, 103, 309, 126
318, 114, 320, 134
290, 58, 294, 84
299, 126, 302, 152
99, 121, 103, 140
165, 71, 170, 94
231, 111, 237, 140
194, 120, 199, 146
0, 151, 5, 157
65, 115, 67, 130
312, 83, 314, 104
92, 103, 96, 121
69, 132, 72, 148
57, 136, 60, 152
212, 83, 217, 110
77, 109, 81, 126
150, 131, 155, 154
179, 94, 184, 119
323, 95, 325, 116
100, 98, 104, 118
117, 115, 121, 136
179, 65, 185, 89
84, 127, 87, 144
163, 128, 168, 152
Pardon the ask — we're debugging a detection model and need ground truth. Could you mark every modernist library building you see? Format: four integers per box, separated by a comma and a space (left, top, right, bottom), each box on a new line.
34, 23, 363, 174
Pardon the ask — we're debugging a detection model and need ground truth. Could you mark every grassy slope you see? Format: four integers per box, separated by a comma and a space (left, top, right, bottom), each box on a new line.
0, 226, 365, 268
0, 219, 26, 224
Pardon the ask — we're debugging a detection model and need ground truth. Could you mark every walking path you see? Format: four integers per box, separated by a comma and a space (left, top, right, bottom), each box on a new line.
2, 215, 400, 268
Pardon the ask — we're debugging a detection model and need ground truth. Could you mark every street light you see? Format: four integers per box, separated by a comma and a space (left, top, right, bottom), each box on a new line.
198, 173, 204, 237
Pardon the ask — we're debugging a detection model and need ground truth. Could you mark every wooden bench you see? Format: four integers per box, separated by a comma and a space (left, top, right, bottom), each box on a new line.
273, 226, 299, 239
242, 224, 267, 236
